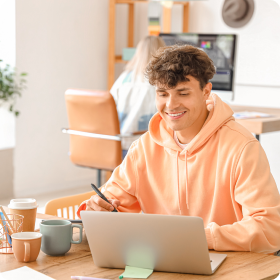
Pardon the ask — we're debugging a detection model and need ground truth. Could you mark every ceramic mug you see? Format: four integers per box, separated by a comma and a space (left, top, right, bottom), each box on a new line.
11, 232, 42, 262
40, 220, 82, 256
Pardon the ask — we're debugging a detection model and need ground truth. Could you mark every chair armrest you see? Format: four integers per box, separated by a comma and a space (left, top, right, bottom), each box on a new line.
62, 129, 147, 141
62, 129, 121, 141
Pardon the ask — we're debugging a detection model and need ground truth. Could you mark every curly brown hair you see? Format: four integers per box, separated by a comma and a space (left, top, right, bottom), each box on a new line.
145, 44, 216, 90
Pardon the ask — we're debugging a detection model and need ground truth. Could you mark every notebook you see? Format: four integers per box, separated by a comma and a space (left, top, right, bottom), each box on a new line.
0, 266, 55, 280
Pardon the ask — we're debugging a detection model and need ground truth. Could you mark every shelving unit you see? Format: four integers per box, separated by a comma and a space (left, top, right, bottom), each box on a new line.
108, 0, 190, 89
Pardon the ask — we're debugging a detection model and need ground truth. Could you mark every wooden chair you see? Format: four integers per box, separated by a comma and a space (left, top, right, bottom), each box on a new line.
44, 191, 95, 218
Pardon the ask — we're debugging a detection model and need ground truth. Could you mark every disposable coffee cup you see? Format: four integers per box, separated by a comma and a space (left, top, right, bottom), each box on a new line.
8, 199, 38, 232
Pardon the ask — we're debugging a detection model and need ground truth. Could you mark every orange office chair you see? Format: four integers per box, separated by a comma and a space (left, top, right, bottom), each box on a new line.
63, 89, 122, 187
62, 89, 146, 188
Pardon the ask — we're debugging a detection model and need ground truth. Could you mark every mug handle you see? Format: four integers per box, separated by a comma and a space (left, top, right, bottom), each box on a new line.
24, 241, 30, 262
71, 224, 83, 244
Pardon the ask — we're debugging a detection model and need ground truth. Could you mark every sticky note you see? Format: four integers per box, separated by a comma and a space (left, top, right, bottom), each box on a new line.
120, 266, 153, 279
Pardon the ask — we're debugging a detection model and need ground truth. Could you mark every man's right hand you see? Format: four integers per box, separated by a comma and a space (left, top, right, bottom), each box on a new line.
85, 194, 120, 212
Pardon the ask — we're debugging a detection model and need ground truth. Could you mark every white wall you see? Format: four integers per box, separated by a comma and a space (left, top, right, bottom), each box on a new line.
0, 0, 15, 66
0, 0, 16, 150
0, 0, 16, 196
15, 0, 110, 196
14, 0, 280, 196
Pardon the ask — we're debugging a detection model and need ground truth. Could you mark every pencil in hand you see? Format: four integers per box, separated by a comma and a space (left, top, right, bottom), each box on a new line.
90, 184, 118, 212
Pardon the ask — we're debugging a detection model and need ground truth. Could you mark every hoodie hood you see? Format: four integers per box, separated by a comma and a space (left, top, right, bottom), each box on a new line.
149, 93, 234, 211
149, 93, 234, 155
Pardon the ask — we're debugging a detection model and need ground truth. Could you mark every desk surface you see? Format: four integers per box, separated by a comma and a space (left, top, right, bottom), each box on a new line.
230, 105, 280, 135
1, 213, 280, 280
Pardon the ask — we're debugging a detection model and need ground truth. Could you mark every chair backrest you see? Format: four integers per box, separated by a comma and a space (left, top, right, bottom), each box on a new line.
65, 89, 122, 171
45, 191, 96, 219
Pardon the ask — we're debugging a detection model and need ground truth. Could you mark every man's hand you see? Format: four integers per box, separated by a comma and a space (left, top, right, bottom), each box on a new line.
85, 195, 120, 212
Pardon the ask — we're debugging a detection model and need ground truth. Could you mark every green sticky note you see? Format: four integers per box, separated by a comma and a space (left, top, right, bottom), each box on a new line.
120, 266, 153, 279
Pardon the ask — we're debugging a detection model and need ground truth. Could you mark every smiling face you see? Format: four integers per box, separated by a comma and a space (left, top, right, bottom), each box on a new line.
156, 75, 212, 141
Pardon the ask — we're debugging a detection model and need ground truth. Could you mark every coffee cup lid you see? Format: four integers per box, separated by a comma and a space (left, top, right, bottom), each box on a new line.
8, 198, 38, 210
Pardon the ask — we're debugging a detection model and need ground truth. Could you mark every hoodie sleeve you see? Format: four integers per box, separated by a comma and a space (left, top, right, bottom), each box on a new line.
206, 140, 280, 253
76, 142, 141, 218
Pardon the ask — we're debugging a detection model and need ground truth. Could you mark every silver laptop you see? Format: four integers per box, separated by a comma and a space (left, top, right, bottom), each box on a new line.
81, 211, 227, 275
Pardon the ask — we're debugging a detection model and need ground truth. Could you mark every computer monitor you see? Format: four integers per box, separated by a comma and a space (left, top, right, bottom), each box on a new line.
159, 33, 237, 101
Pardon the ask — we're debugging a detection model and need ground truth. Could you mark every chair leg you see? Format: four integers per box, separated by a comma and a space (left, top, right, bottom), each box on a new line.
97, 169, 102, 188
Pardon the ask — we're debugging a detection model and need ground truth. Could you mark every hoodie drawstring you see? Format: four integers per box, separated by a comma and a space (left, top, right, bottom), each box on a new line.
176, 151, 181, 214
176, 151, 189, 213
185, 152, 189, 209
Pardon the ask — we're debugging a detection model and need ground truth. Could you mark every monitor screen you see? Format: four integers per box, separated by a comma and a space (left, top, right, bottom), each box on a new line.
159, 33, 237, 92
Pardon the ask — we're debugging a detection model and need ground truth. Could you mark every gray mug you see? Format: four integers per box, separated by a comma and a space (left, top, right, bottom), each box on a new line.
40, 220, 82, 256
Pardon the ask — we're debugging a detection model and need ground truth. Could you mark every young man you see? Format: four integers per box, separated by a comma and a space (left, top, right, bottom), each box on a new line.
77, 45, 280, 253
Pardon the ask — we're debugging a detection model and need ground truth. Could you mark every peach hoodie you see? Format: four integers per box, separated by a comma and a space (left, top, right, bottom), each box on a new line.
77, 93, 280, 253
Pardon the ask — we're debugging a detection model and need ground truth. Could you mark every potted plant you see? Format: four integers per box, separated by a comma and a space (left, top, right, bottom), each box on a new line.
0, 59, 27, 116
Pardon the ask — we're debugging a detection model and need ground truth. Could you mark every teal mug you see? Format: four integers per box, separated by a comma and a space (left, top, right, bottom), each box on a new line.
40, 220, 82, 256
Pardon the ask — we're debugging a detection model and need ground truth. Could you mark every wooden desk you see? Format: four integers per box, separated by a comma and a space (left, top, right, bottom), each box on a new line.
1, 214, 280, 279
231, 105, 280, 141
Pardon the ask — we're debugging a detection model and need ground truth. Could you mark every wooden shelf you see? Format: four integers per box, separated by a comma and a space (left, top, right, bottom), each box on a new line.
108, 0, 189, 89
116, 0, 146, 3
115, 55, 127, 63
116, 0, 189, 4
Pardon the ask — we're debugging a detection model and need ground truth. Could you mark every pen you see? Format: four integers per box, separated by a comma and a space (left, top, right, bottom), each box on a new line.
71, 276, 111, 280
90, 183, 118, 212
